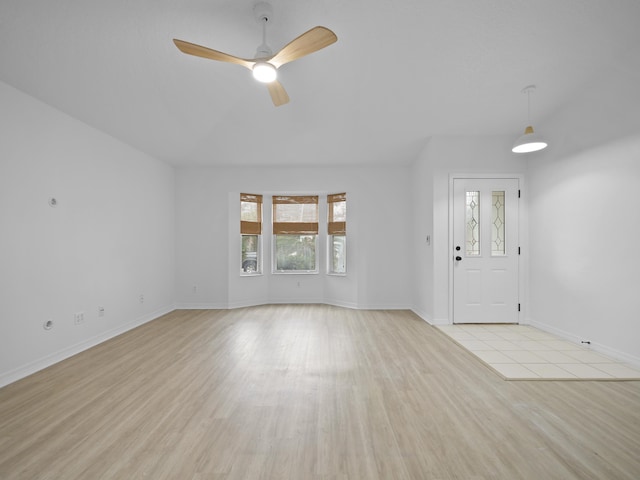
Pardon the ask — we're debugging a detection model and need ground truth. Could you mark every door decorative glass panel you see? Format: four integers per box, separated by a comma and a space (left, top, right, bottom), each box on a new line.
466, 191, 480, 256
491, 191, 505, 256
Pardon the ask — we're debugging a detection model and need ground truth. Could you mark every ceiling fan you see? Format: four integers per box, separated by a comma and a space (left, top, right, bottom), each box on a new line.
173, 2, 337, 107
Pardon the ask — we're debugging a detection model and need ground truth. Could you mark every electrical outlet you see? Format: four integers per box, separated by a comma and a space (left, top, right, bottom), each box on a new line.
98, 306, 105, 317
74, 312, 85, 325
193, 285, 197, 293
139, 294, 144, 304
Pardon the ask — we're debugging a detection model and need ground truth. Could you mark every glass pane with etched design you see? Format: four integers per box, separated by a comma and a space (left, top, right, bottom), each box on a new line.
465, 191, 480, 256
491, 191, 505, 256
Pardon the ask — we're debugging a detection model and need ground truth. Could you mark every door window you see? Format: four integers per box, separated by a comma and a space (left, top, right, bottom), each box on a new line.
465, 191, 480, 256
491, 191, 506, 256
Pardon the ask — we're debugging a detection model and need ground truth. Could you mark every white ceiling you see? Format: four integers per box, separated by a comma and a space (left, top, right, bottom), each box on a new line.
1, 0, 639, 167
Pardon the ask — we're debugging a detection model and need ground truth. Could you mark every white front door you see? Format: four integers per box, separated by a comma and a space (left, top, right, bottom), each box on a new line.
452, 178, 520, 324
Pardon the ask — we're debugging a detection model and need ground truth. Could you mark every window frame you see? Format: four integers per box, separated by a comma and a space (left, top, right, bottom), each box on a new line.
328, 234, 346, 275
241, 234, 262, 275
272, 195, 319, 274
240, 193, 263, 276
327, 193, 347, 275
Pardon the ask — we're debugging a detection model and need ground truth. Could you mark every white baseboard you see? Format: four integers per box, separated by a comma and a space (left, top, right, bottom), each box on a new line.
410, 308, 432, 324
430, 318, 451, 326
0, 304, 175, 389
357, 303, 412, 310
226, 299, 269, 309
176, 300, 412, 312
528, 318, 640, 368
174, 302, 228, 309
411, 307, 452, 326
324, 299, 359, 309
267, 297, 326, 305
226, 300, 358, 310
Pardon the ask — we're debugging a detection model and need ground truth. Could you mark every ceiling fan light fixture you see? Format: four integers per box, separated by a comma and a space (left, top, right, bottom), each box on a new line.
252, 62, 277, 83
512, 125, 548, 153
172, 1, 337, 106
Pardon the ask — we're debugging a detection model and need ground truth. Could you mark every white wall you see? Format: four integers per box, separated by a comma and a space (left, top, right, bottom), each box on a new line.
175, 165, 412, 309
410, 142, 434, 321
0, 81, 176, 387
411, 135, 528, 324
527, 57, 640, 364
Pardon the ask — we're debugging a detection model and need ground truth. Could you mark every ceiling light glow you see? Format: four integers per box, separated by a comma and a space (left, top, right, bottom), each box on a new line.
252, 62, 277, 83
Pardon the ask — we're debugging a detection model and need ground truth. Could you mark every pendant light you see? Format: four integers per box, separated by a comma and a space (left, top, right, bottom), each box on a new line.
512, 85, 548, 153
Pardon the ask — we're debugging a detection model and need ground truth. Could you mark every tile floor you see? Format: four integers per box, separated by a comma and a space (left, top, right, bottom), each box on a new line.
436, 324, 640, 380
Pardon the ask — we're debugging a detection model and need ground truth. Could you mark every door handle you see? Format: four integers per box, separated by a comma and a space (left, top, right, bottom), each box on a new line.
455, 256, 462, 261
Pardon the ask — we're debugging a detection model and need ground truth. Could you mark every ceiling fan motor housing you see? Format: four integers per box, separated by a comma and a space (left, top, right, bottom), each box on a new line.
254, 43, 273, 59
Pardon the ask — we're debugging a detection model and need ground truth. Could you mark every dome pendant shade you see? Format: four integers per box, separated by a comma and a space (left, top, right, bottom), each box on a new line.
252, 62, 277, 83
512, 125, 548, 153
512, 85, 548, 154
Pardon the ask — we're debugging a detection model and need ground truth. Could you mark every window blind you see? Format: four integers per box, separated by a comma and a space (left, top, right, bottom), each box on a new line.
328, 193, 346, 235
272, 195, 319, 234
240, 193, 262, 235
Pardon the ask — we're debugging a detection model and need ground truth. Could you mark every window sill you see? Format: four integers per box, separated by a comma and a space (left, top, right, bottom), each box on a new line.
272, 271, 319, 275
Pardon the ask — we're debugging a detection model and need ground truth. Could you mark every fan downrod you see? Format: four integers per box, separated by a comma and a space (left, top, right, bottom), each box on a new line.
253, 2, 274, 25
253, 2, 274, 58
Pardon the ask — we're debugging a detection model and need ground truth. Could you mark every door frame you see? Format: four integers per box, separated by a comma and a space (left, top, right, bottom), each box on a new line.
448, 173, 527, 325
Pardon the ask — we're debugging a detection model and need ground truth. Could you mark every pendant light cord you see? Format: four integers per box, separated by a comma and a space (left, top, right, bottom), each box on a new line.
522, 85, 536, 126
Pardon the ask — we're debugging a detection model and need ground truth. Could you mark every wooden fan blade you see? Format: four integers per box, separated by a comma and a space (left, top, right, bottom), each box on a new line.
173, 39, 254, 70
269, 26, 337, 68
267, 81, 290, 106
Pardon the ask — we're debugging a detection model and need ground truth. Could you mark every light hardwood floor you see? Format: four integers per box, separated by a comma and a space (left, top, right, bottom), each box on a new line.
1, 305, 639, 479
